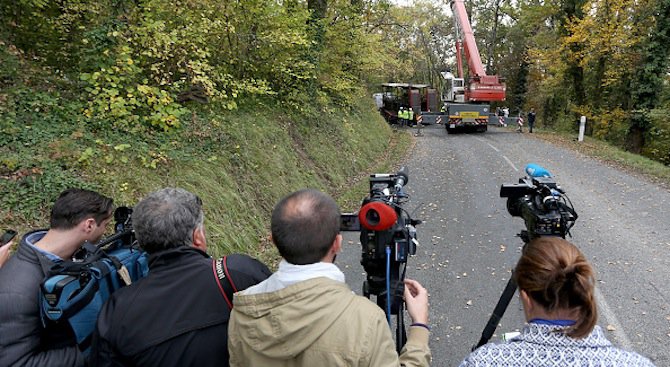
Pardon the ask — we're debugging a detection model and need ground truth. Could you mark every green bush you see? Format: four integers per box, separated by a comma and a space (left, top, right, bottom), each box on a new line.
643, 108, 670, 165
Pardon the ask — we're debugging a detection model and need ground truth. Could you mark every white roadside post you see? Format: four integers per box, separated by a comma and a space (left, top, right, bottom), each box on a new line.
578, 116, 586, 142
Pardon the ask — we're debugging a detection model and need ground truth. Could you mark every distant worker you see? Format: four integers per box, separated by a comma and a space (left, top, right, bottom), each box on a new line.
408, 107, 414, 126
400, 107, 408, 127
528, 108, 536, 133
397, 107, 404, 126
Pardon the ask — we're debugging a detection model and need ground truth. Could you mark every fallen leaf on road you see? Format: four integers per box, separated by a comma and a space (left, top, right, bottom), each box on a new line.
466, 300, 473, 306
606, 324, 616, 331
500, 245, 506, 252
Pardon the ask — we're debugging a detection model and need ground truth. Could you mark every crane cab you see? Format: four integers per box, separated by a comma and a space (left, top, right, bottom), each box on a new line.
441, 71, 465, 103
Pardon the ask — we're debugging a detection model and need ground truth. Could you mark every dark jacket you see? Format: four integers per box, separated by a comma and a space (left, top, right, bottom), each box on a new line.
89, 247, 270, 367
0, 231, 84, 367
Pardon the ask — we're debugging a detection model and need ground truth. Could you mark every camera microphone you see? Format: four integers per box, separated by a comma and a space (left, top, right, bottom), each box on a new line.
525, 163, 551, 178
358, 201, 397, 231
394, 167, 409, 192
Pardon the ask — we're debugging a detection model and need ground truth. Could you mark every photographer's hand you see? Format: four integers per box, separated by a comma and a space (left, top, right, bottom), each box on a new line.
404, 278, 429, 325
0, 239, 15, 268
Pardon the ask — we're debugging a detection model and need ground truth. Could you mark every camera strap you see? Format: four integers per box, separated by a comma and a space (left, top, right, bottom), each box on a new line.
212, 256, 238, 310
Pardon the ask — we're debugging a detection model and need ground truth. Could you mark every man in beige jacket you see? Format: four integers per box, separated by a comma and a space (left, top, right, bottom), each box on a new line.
228, 189, 431, 366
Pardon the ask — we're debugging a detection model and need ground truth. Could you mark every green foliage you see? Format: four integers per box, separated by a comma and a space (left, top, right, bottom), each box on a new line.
0, 52, 405, 257
589, 107, 630, 144
80, 47, 188, 132
643, 108, 670, 165
0, 163, 99, 224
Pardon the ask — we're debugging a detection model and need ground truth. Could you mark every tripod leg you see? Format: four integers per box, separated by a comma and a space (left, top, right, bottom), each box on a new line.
396, 303, 407, 353
472, 274, 518, 351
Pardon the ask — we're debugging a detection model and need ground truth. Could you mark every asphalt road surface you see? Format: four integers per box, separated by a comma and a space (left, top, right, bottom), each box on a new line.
338, 124, 670, 366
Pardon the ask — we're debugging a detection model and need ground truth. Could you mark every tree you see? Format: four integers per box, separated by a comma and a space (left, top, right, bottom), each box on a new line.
627, 0, 670, 152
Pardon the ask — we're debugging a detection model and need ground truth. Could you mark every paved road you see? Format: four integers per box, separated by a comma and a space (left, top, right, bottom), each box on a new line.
338, 124, 670, 366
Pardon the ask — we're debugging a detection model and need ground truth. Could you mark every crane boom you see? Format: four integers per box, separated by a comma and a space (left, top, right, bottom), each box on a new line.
449, 0, 506, 102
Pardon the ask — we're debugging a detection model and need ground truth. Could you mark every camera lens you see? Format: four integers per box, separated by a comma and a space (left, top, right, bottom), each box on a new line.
365, 209, 380, 226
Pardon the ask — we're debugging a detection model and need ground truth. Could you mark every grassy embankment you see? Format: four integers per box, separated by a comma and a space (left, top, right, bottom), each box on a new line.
1, 58, 412, 263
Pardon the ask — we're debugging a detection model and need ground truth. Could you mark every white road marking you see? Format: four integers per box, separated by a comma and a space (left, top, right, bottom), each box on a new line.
475, 137, 514, 170
503, 156, 519, 172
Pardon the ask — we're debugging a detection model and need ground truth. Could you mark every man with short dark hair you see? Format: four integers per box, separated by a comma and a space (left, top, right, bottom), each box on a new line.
89, 187, 271, 367
229, 189, 432, 367
0, 188, 114, 366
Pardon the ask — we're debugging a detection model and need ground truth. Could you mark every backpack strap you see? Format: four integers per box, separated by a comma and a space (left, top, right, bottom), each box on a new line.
212, 256, 238, 309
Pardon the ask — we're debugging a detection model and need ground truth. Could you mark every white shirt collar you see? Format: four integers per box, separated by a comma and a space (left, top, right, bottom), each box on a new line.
242, 259, 345, 295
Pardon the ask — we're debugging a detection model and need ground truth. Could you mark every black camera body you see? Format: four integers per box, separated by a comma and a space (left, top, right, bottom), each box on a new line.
500, 173, 577, 240
341, 167, 419, 315
73, 206, 136, 261
473, 165, 580, 351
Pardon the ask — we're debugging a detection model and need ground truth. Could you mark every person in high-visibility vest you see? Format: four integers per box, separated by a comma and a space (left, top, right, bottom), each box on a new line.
408, 108, 414, 126
398, 107, 404, 126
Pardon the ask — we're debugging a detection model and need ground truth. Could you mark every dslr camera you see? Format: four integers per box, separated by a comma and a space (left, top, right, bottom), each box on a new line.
341, 167, 421, 316
500, 164, 577, 241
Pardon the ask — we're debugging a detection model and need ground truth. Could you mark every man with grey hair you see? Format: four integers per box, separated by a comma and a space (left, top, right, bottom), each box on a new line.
89, 188, 271, 367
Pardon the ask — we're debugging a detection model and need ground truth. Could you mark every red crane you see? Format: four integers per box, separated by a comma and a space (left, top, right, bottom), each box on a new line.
450, 0, 506, 102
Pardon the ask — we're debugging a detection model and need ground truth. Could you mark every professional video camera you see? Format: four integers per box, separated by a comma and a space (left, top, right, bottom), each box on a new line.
500, 163, 578, 241
72, 206, 136, 261
473, 164, 579, 350
340, 167, 421, 350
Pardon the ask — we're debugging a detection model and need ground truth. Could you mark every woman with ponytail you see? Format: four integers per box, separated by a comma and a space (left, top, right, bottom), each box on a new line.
459, 237, 655, 366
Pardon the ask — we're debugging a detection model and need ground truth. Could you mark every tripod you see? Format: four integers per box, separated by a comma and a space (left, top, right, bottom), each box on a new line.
472, 231, 530, 351
364, 266, 408, 353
